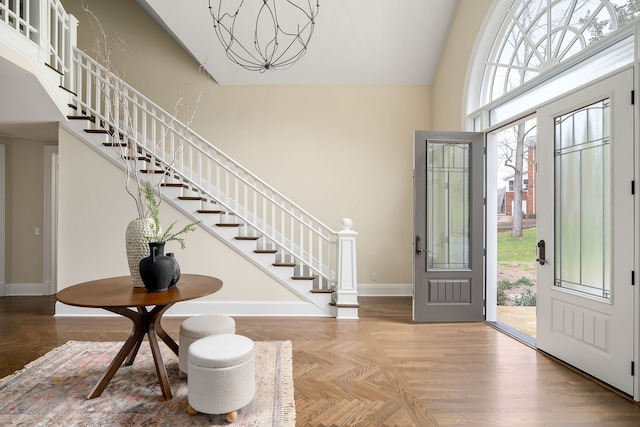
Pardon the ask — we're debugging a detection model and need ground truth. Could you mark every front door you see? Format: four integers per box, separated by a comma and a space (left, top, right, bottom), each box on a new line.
536, 69, 635, 395
413, 132, 485, 322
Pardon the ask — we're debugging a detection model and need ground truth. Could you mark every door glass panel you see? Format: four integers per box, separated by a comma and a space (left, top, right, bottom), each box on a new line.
427, 142, 470, 270
554, 99, 610, 299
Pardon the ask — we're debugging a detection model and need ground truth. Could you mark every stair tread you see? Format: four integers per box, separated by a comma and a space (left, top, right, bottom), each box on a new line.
197, 209, 222, 214
236, 236, 260, 240
45, 62, 64, 75
178, 196, 203, 201
59, 85, 77, 96
216, 223, 241, 227
330, 302, 360, 308
292, 276, 315, 280
68, 115, 95, 122
273, 262, 296, 267
311, 289, 333, 293
85, 129, 109, 134
162, 183, 187, 188
254, 249, 278, 254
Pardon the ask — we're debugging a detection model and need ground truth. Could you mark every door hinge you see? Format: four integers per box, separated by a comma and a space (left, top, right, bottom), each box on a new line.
633, 271, 635, 286
632, 361, 635, 376
632, 90, 635, 105
632, 180, 635, 195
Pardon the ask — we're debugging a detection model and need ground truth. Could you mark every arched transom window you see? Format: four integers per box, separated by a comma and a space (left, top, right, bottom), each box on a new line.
481, 0, 640, 107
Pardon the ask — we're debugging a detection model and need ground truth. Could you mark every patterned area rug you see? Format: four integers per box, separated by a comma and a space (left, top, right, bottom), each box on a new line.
0, 340, 294, 426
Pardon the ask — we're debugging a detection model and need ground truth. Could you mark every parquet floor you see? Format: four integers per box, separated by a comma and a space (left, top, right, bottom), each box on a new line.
1, 296, 640, 426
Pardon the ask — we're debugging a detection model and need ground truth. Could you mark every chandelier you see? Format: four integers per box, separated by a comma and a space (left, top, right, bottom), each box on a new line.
207, 0, 320, 72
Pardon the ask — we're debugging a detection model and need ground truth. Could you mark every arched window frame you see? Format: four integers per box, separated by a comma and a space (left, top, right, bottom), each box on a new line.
465, 0, 639, 131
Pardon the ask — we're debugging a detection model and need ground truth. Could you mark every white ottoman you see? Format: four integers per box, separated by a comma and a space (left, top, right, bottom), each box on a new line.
178, 314, 236, 378
187, 334, 256, 423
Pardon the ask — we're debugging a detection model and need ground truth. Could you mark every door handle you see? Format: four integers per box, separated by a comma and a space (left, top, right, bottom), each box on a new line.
415, 235, 423, 255
536, 239, 547, 265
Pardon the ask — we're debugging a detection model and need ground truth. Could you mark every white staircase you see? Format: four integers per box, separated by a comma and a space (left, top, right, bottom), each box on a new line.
61, 100, 338, 317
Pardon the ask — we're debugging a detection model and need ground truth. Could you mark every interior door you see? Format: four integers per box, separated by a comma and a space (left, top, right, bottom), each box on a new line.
537, 69, 635, 395
413, 132, 485, 322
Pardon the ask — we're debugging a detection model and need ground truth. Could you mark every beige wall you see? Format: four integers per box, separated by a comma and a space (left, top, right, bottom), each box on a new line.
60, 0, 434, 291
56, 0, 491, 296
432, 0, 493, 131
1, 136, 51, 284
57, 126, 299, 301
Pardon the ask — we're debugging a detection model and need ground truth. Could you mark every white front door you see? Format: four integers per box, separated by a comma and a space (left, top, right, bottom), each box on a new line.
537, 69, 635, 395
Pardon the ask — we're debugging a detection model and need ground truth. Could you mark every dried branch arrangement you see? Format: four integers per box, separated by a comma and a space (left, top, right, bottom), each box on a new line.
81, 1, 207, 218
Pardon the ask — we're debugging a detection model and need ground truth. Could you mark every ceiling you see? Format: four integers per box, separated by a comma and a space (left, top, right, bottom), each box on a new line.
137, 0, 460, 85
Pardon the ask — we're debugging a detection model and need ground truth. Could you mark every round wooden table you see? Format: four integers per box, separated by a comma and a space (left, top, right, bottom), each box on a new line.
56, 274, 223, 400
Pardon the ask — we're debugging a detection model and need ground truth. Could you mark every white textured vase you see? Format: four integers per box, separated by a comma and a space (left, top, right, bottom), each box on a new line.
125, 218, 156, 288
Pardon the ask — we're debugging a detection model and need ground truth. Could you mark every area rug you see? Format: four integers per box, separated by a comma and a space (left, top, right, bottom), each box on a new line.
0, 340, 294, 426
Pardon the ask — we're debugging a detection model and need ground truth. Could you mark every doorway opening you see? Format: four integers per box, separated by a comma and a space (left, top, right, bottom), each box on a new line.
494, 117, 537, 345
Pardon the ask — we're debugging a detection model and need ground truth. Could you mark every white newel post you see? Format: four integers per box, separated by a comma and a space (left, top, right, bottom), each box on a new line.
333, 218, 359, 319
37, 0, 48, 60
65, 14, 79, 91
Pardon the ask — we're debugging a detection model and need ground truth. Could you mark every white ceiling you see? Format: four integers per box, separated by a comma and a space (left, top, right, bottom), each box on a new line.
137, 0, 460, 85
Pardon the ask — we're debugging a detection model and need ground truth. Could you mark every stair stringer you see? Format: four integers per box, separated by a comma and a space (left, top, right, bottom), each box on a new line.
60, 117, 337, 318
0, 28, 73, 122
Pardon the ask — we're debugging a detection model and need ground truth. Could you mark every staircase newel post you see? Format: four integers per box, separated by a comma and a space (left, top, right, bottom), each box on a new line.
333, 218, 359, 319
36, 0, 48, 62
65, 14, 79, 92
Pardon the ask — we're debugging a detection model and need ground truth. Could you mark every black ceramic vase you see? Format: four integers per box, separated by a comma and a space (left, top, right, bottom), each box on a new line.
139, 242, 174, 292
167, 252, 181, 286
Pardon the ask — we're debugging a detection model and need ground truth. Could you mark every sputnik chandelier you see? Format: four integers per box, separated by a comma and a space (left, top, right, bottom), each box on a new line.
207, 0, 320, 72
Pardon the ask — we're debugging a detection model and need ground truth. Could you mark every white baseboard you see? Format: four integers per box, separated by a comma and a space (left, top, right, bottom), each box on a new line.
4, 282, 50, 296
358, 283, 412, 296
54, 300, 332, 317
52, 284, 412, 318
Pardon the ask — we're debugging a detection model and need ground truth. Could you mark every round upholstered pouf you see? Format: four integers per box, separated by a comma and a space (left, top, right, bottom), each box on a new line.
178, 314, 236, 378
187, 334, 256, 422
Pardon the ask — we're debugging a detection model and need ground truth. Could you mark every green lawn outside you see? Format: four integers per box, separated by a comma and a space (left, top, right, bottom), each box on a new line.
497, 227, 537, 264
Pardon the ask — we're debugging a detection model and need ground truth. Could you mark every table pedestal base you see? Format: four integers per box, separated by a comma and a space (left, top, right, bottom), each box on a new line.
87, 304, 178, 400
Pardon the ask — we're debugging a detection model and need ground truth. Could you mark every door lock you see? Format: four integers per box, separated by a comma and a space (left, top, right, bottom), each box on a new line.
415, 235, 423, 255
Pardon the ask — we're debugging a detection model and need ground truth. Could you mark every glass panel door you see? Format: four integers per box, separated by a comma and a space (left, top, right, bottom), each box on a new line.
413, 132, 485, 322
537, 70, 634, 396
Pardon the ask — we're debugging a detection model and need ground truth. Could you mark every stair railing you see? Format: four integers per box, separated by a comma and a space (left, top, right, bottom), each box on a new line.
1, 0, 359, 316
0, 0, 76, 98
71, 48, 338, 288
43, 0, 74, 85
0, 0, 37, 40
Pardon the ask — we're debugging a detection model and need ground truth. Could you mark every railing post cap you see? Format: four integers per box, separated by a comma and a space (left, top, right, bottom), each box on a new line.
340, 218, 353, 231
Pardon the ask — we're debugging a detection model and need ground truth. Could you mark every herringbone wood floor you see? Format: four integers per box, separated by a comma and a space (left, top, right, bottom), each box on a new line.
1, 296, 640, 426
